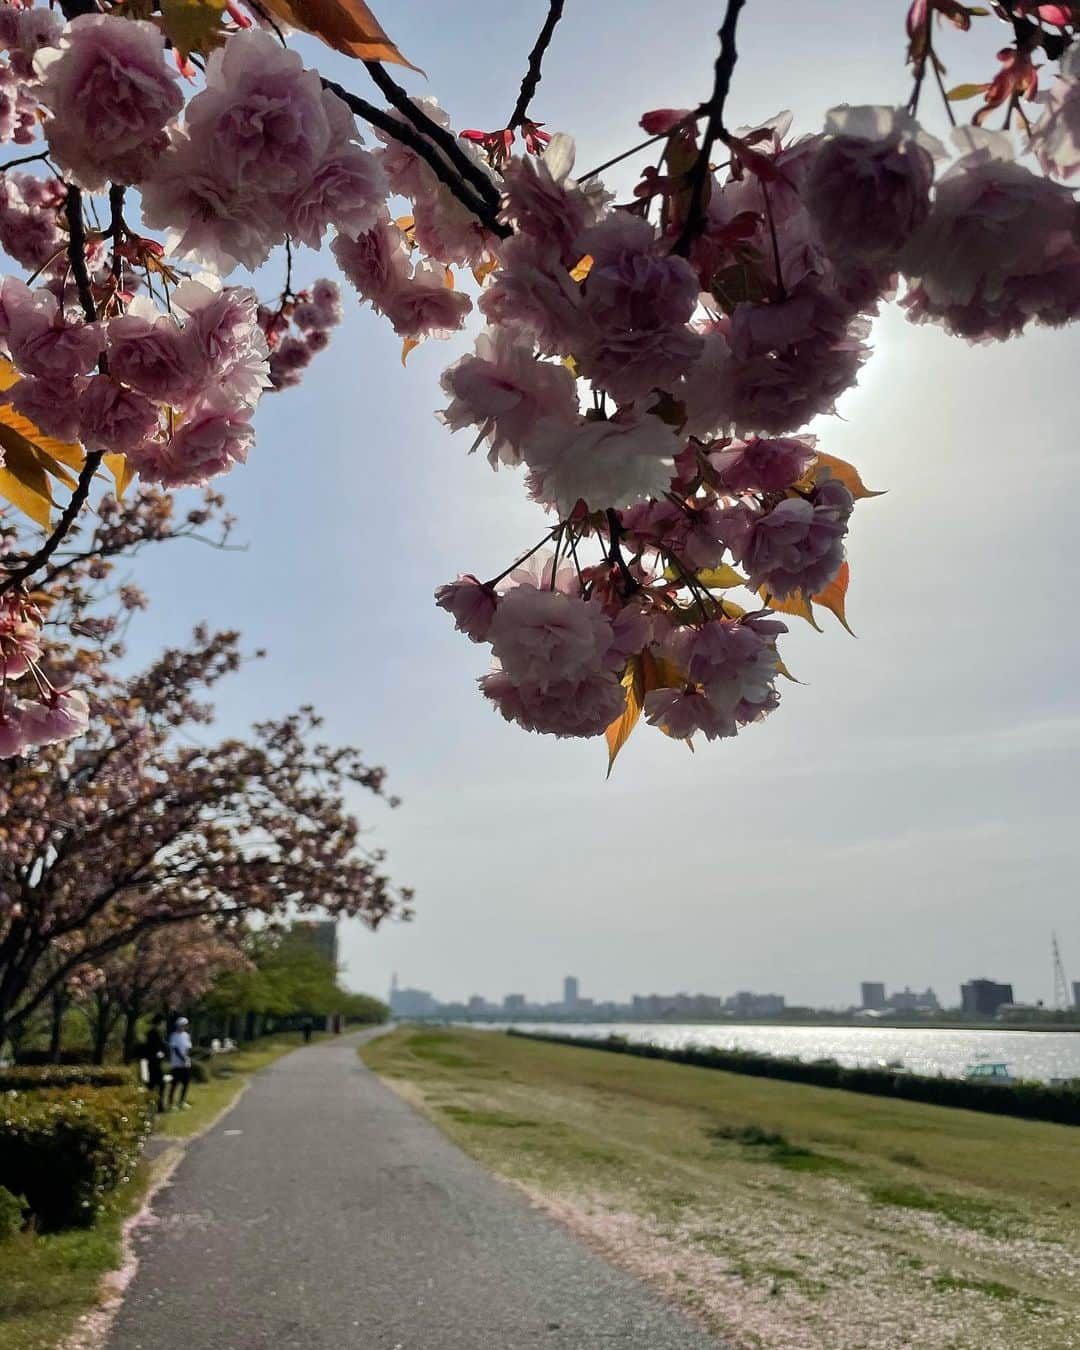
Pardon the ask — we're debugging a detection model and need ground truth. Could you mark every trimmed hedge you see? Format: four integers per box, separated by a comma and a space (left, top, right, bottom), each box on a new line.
509, 1030, 1080, 1127
0, 1085, 154, 1230
0, 1064, 134, 1092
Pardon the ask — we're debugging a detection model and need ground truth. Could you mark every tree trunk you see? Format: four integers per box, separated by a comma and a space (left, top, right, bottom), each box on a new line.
122, 1002, 141, 1063
48, 990, 67, 1063
92, 995, 113, 1065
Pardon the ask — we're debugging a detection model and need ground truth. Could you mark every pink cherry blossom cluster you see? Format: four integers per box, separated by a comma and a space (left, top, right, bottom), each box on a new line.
258, 277, 343, 391
0, 590, 88, 756
0, 0, 1078, 759
0, 272, 269, 486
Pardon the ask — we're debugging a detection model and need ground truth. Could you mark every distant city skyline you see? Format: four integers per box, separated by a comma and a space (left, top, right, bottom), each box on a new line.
372, 955, 1080, 1015
385, 968, 1080, 1019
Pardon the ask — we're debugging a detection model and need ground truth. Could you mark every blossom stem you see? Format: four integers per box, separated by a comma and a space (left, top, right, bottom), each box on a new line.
928, 40, 957, 127
605, 509, 638, 596
508, 0, 565, 130
672, 0, 747, 257
579, 105, 709, 183
484, 527, 561, 588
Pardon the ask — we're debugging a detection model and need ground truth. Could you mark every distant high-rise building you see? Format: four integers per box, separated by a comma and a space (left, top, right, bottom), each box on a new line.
860, 982, 886, 1011
961, 978, 1014, 1018
291, 919, 338, 968
504, 993, 526, 1013
886, 986, 940, 1013
563, 976, 580, 1009
1072, 981, 1080, 1011
389, 984, 436, 1017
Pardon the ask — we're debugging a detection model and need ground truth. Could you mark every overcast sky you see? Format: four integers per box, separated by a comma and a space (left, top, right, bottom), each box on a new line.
123, 1, 1080, 1010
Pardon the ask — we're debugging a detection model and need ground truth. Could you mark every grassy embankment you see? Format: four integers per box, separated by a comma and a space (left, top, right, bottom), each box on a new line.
362, 1026, 1080, 1350
0, 1031, 325, 1350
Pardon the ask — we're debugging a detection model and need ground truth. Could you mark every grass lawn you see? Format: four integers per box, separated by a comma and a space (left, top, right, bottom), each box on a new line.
0, 1030, 324, 1350
362, 1027, 1080, 1350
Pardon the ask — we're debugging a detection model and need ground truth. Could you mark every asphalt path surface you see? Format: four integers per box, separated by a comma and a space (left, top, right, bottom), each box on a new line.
107, 1032, 724, 1350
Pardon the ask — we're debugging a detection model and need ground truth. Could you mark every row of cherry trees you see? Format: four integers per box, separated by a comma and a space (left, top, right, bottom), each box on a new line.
0, 487, 411, 1050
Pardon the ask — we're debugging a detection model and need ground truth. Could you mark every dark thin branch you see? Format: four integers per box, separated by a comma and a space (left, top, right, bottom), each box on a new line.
672, 0, 747, 258
0, 151, 51, 173
321, 77, 510, 238
0, 187, 103, 598
361, 59, 502, 213
508, 0, 565, 129
605, 509, 638, 597
578, 114, 705, 183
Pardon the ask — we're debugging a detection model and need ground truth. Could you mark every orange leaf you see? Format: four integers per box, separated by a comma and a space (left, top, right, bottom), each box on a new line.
257, 0, 421, 68
569, 254, 593, 283
605, 654, 645, 778
813, 451, 885, 501
812, 560, 855, 635
401, 336, 421, 365
760, 587, 823, 632
472, 256, 498, 287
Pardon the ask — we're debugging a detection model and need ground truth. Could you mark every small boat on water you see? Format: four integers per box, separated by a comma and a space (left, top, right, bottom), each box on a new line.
963, 1061, 1015, 1086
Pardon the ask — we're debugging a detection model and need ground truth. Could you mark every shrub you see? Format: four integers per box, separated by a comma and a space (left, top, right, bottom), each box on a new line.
0, 1184, 26, 1241
14, 1048, 97, 1067
0, 1085, 154, 1230
0, 1065, 134, 1092
509, 1031, 1080, 1127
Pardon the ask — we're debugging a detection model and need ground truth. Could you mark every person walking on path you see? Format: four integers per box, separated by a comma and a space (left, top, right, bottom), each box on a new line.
301, 1016, 314, 1045
167, 1016, 193, 1111
144, 1013, 168, 1113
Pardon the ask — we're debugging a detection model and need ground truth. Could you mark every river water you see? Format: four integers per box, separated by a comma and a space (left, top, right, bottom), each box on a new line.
507, 1022, 1080, 1083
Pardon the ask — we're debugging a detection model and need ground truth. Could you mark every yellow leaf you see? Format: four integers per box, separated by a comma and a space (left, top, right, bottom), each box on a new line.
569, 254, 593, 283
0, 357, 17, 394
159, 0, 227, 57
946, 82, 988, 101
103, 453, 134, 499
718, 596, 747, 620
813, 451, 885, 501
760, 587, 823, 631
696, 563, 747, 590
605, 654, 645, 777
401, 336, 421, 365
775, 657, 801, 683
813, 560, 855, 635
561, 355, 580, 378
0, 437, 53, 528
0, 421, 82, 487
256, 0, 420, 68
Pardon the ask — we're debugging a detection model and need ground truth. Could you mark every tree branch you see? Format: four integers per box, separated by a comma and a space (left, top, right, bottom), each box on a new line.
321, 77, 510, 239
0, 186, 103, 598
361, 60, 502, 214
672, 0, 747, 258
508, 0, 565, 129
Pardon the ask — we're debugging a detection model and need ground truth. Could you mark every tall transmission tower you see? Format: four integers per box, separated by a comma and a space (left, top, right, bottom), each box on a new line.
1052, 931, 1070, 1011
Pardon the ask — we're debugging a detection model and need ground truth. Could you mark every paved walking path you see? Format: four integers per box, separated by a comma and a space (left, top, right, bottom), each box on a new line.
107, 1033, 723, 1350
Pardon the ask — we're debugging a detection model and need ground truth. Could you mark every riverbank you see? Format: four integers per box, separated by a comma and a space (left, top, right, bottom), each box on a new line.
0, 1031, 327, 1350
362, 1027, 1080, 1350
